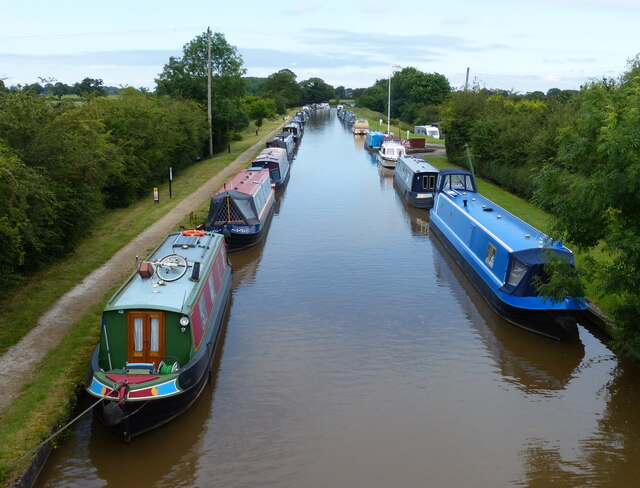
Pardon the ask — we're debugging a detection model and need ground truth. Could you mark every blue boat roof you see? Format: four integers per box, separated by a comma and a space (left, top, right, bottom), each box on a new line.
105, 232, 224, 314
440, 187, 569, 255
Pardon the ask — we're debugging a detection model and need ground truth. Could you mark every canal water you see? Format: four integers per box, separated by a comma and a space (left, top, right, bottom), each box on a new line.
36, 109, 640, 487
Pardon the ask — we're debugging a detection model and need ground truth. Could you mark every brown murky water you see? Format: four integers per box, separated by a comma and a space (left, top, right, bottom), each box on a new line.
36, 109, 640, 487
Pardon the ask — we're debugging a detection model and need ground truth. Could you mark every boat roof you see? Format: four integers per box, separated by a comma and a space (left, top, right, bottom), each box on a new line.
440, 181, 571, 255
105, 232, 224, 314
253, 147, 287, 163
214, 168, 270, 197
397, 155, 439, 174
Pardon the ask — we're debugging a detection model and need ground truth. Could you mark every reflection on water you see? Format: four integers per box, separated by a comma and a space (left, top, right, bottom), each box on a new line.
430, 234, 585, 395
36, 108, 640, 488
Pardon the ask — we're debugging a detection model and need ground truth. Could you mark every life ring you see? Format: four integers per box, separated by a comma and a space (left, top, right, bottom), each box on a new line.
182, 229, 205, 237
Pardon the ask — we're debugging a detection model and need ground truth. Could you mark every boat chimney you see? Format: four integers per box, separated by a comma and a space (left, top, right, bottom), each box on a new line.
463, 199, 468, 207
190, 261, 201, 282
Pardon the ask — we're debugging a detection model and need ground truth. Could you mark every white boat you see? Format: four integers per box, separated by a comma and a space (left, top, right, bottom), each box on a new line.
376, 137, 406, 168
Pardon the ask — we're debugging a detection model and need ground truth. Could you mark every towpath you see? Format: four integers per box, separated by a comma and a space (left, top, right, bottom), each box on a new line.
0, 129, 281, 413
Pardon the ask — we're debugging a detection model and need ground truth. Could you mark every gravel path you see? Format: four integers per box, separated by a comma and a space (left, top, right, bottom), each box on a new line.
0, 130, 280, 413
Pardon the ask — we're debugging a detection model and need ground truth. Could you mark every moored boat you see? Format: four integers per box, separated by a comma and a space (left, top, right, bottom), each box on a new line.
429, 168, 587, 339
204, 168, 276, 251
352, 118, 370, 135
86, 230, 232, 440
283, 121, 303, 145
250, 147, 290, 190
376, 137, 406, 168
365, 131, 385, 151
393, 155, 438, 208
266, 132, 295, 161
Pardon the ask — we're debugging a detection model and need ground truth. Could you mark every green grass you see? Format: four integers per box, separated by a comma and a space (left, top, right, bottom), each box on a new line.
349, 106, 444, 145
0, 114, 290, 485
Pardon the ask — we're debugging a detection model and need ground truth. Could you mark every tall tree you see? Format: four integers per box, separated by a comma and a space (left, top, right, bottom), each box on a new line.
299, 77, 335, 104
259, 69, 303, 113
155, 31, 248, 150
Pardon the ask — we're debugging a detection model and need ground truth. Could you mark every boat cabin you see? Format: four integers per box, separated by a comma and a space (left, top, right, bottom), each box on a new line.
250, 147, 290, 189
393, 155, 439, 208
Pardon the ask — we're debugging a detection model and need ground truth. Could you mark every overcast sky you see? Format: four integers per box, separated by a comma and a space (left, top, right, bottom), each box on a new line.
1, 0, 637, 93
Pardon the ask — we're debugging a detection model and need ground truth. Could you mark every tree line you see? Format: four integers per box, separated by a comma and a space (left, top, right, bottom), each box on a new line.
440, 56, 640, 357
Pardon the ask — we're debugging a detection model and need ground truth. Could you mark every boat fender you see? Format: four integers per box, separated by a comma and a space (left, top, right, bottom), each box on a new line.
483, 207, 494, 212
103, 401, 125, 426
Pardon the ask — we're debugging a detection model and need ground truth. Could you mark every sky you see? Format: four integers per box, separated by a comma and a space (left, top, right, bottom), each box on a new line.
0, 0, 637, 94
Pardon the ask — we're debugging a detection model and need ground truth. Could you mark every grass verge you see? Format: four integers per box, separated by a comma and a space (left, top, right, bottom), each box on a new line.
0, 114, 289, 485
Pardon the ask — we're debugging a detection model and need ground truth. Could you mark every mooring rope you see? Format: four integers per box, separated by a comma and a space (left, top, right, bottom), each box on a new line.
8, 396, 103, 473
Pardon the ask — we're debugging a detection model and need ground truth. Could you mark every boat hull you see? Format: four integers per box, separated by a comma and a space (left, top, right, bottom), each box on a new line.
89, 268, 232, 440
393, 177, 434, 209
429, 215, 578, 340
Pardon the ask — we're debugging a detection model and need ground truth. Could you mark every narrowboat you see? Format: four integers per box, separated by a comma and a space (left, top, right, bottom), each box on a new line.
283, 121, 303, 145
365, 131, 385, 151
376, 137, 406, 169
352, 118, 370, 135
266, 132, 295, 161
204, 168, 276, 251
86, 230, 232, 440
429, 168, 587, 340
250, 147, 290, 190
393, 155, 439, 208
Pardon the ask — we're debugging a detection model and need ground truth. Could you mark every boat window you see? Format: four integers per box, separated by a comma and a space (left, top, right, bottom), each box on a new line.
208, 274, 216, 300
199, 299, 207, 327
150, 317, 159, 352
507, 259, 528, 287
485, 243, 496, 268
423, 175, 436, 190
134, 317, 143, 352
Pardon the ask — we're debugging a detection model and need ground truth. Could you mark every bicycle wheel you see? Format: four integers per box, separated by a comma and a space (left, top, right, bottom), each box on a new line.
155, 254, 188, 282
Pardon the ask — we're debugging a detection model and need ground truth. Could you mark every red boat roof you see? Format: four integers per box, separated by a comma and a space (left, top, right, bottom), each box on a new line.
215, 168, 271, 197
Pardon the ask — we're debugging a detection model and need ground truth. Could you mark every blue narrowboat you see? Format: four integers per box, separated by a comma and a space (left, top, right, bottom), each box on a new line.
365, 131, 385, 150
205, 168, 276, 251
250, 147, 291, 190
86, 230, 232, 440
429, 168, 587, 340
393, 155, 439, 208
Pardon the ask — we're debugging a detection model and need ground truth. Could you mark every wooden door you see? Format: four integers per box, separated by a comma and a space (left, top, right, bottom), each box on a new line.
127, 311, 165, 366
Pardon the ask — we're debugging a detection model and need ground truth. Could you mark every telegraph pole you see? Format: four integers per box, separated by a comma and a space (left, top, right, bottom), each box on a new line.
207, 27, 213, 158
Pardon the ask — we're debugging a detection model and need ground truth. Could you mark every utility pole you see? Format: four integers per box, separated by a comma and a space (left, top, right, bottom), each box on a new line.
207, 27, 213, 158
464, 67, 470, 91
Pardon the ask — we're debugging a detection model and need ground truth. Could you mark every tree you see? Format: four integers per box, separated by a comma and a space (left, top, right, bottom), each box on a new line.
335, 85, 346, 99
155, 31, 248, 150
299, 77, 335, 104
533, 58, 640, 356
258, 69, 303, 112
73, 77, 105, 97
244, 95, 276, 129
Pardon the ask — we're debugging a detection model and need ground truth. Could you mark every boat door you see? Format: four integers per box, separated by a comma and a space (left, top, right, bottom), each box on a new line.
127, 311, 165, 365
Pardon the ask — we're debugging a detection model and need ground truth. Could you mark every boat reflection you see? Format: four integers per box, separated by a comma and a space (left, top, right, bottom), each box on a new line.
377, 164, 394, 190
229, 239, 266, 288
430, 233, 585, 394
